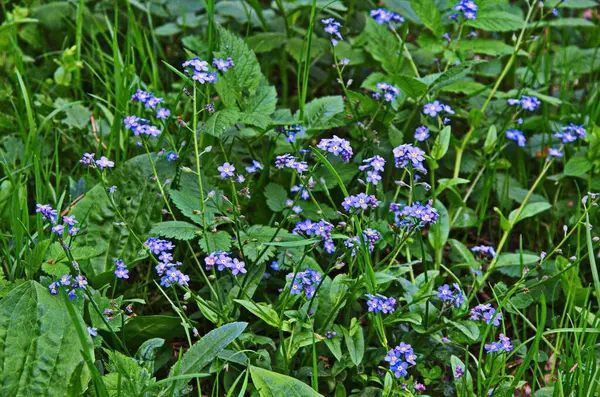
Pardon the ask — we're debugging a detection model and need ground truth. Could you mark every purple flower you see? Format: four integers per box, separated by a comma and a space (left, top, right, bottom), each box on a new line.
471, 245, 496, 258
87, 327, 98, 337
114, 259, 129, 279
317, 136, 353, 162
218, 162, 235, 179
213, 57, 234, 71
80, 152, 95, 166
231, 258, 247, 275
95, 156, 115, 169
455, 365, 465, 378
506, 129, 526, 147
60, 274, 71, 286
453, 0, 478, 20
548, 148, 562, 158
470, 304, 503, 327
423, 101, 444, 117
36, 204, 58, 223
322, 18, 343, 46
370, 8, 405, 24
414, 126, 430, 141
246, 160, 263, 173
393, 144, 427, 173
48, 282, 59, 295
156, 108, 171, 119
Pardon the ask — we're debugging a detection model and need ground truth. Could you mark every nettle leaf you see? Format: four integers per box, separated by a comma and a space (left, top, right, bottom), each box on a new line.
150, 221, 201, 241
0, 281, 91, 396
396, 75, 428, 98
240, 225, 288, 264
427, 60, 486, 91
249, 366, 321, 397
203, 108, 241, 137
508, 202, 552, 225
364, 18, 403, 75
458, 39, 529, 57
103, 349, 156, 396
410, 0, 443, 38
168, 322, 247, 393
238, 78, 277, 129
43, 243, 102, 277
198, 230, 232, 254
465, 10, 525, 32
214, 26, 262, 106
264, 183, 288, 212
69, 154, 175, 279
301, 96, 346, 131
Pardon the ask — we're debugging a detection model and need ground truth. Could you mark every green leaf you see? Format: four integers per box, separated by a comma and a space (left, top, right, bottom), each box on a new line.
198, 230, 232, 254
542, 0, 597, 8
427, 61, 486, 91
239, 225, 286, 264
465, 10, 525, 32
395, 75, 428, 98
150, 221, 200, 241
496, 253, 540, 277
435, 178, 470, 195
169, 322, 247, 392
432, 126, 452, 160
484, 125, 498, 154
264, 183, 288, 212
364, 18, 402, 75
239, 77, 277, 129
124, 316, 187, 348
564, 156, 593, 177
449, 320, 479, 341
410, 0, 443, 37
428, 201, 449, 250
234, 299, 281, 328
448, 239, 478, 267
302, 96, 346, 130
508, 202, 552, 224
344, 325, 364, 367
247, 32, 288, 53
214, 26, 262, 106
509, 293, 534, 310
69, 154, 175, 279
249, 366, 321, 397
534, 18, 595, 28
458, 39, 529, 57
203, 109, 241, 137
0, 281, 91, 396
451, 355, 474, 397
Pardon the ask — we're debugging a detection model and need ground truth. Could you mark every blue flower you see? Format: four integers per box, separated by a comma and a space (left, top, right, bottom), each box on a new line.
471, 245, 496, 258
548, 148, 563, 158
414, 126, 430, 141
370, 8, 405, 24
393, 144, 427, 174
317, 136, 353, 162
114, 259, 129, 279
36, 204, 58, 224
218, 162, 235, 179
452, 0, 478, 20
470, 304, 503, 326
95, 156, 115, 169
322, 18, 343, 46
506, 129, 526, 147
246, 160, 263, 173
156, 108, 171, 119
213, 57, 234, 71
87, 327, 98, 337
275, 154, 308, 173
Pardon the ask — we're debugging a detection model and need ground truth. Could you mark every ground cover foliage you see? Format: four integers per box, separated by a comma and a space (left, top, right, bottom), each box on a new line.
1, 0, 600, 396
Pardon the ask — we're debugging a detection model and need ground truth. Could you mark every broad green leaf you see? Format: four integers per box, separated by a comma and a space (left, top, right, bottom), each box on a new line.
124, 316, 187, 348
496, 253, 540, 277
169, 322, 247, 392
239, 77, 277, 129
214, 26, 262, 106
0, 281, 91, 396
103, 349, 156, 396
428, 200, 449, 250
395, 74, 428, 98
239, 225, 284, 264
344, 326, 364, 367
465, 10, 525, 32
451, 355, 474, 397
198, 230, 232, 254
150, 221, 201, 241
247, 32, 287, 53
436, 178, 469, 195
364, 18, 403, 75
264, 183, 288, 212
458, 39, 529, 57
410, 0, 443, 37
509, 293, 534, 310
543, 0, 597, 8
302, 96, 346, 130
564, 156, 593, 177
440, 80, 488, 95
534, 18, 595, 28
508, 202, 552, 224
69, 154, 174, 279
432, 126, 452, 160
448, 239, 478, 267
234, 299, 281, 328
203, 109, 241, 137
249, 366, 321, 397
449, 320, 479, 341
427, 60, 486, 91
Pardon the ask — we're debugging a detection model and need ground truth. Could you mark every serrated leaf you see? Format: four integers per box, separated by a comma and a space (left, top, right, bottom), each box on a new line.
150, 221, 200, 241
264, 183, 288, 212
239, 78, 277, 129
203, 109, 240, 137
198, 231, 232, 254
428, 60, 486, 91
169, 322, 247, 392
465, 10, 525, 32
301, 96, 346, 130
364, 18, 402, 75
249, 366, 321, 397
396, 74, 428, 98
239, 225, 287, 264
458, 39, 529, 57
410, 0, 442, 37
0, 281, 91, 396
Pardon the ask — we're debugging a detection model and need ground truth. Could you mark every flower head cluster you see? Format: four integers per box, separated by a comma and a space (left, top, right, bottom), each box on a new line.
437, 283, 465, 307
372, 82, 401, 102
322, 18, 342, 46
182, 57, 218, 84
80, 153, 115, 169
423, 101, 454, 118
286, 268, 322, 298
366, 294, 396, 314
370, 8, 405, 25
131, 89, 167, 111
506, 129, 526, 147
393, 144, 427, 173
36, 204, 81, 237
317, 136, 353, 162
391, 200, 439, 228
49, 273, 88, 300
363, 228, 382, 252
293, 219, 335, 253
145, 237, 189, 287
114, 259, 129, 279
414, 126, 430, 142
484, 334, 513, 354
204, 251, 246, 275
344, 236, 360, 256
341, 193, 380, 212
471, 245, 496, 258
470, 303, 503, 326
359, 156, 386, 185
450, 0, 478, 20
385, 343, 417, 378
275, 154, 308, 174
213, 57, 234, 71
507, 95, 541, 111
123, 116, 162, 137
554, 123, 587, 143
